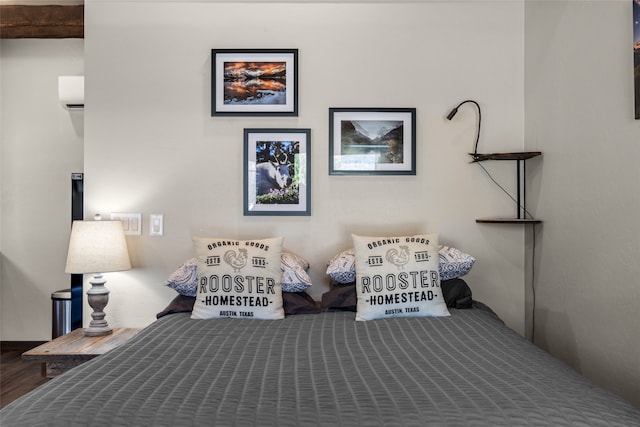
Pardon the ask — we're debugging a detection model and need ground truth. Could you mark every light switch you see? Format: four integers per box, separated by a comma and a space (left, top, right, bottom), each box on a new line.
150, 214, 163, 236
111, 213, 142, 235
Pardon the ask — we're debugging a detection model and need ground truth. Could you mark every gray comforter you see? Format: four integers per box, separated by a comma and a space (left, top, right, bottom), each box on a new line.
2, 309, 639, 426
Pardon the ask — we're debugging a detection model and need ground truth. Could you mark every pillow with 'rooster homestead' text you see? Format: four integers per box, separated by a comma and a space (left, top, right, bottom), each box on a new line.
191, 237, 284, 320
166, 251, 312, 296
352, 233, 450, 321
326, 245, 475, 284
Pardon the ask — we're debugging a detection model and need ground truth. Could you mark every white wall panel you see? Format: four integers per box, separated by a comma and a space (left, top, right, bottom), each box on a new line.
82, 1, 526, 334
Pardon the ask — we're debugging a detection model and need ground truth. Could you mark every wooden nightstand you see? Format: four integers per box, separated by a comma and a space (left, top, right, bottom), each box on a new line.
22, 328, 142, 378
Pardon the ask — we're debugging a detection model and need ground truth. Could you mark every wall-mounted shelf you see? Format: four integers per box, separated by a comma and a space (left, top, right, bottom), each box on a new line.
470, 151, 542, 224
476, 218, 542, 224
469, 152, 541, 162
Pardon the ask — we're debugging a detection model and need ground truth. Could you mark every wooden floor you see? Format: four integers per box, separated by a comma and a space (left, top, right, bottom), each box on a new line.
1, 349, 49, 408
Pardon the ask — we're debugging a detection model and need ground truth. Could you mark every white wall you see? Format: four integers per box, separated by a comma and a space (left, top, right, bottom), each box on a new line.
81, 0, 527, 333
0, 39, 84, 341
525, 0, 640, 408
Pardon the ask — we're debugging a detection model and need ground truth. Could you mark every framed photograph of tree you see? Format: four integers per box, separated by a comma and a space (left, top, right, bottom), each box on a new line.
244, 128, 311, 216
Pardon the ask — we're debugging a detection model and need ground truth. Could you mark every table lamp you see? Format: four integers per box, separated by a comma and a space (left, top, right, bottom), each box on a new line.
65, 218, 131, 336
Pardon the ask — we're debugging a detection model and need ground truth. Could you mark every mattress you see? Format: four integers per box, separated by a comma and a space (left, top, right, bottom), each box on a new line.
2, 309, 639, 426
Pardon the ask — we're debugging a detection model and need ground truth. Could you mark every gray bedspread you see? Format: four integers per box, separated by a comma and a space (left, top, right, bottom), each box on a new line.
2, 309, 639, 426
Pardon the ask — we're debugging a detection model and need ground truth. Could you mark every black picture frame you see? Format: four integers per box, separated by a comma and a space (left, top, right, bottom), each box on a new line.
634, 0, 639, 119
244, 128, 311, 216
329, 108, 417, 175
212, 49, 298, 116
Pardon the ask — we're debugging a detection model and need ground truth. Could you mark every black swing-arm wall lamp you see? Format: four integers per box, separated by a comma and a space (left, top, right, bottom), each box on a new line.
446, 99, 482, 161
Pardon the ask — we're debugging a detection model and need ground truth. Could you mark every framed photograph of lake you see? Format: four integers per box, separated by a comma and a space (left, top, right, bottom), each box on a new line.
212, 49, 298, 116
244, 128, 311, 216
329, 108, 416, 175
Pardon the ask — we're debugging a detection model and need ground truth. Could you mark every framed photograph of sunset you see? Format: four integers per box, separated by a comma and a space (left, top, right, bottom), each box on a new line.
212, 49, 298, 116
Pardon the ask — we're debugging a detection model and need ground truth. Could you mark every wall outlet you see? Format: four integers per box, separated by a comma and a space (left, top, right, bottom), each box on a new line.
111, 213, 142, 235
150, 214, 163, 236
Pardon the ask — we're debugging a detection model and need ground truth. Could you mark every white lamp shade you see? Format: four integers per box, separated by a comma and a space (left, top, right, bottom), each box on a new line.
65, 220, 131, 274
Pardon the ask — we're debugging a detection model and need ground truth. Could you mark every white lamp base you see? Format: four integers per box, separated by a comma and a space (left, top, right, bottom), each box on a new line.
85, 273, 113, 336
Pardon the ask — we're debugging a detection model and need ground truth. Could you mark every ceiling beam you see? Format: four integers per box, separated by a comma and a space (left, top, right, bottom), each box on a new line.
0, 5, 83, 39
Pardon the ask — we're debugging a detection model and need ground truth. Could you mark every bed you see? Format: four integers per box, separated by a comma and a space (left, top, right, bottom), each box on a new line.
2, 236, 639, 426
2, 291, 639, 426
